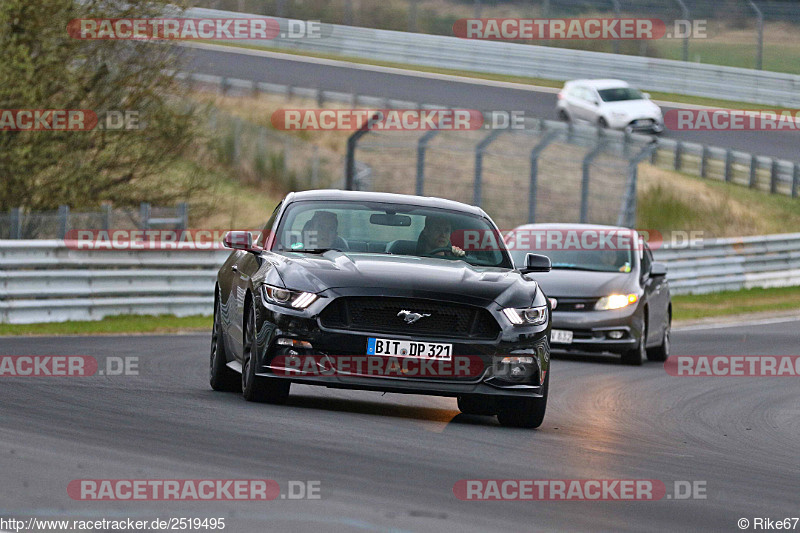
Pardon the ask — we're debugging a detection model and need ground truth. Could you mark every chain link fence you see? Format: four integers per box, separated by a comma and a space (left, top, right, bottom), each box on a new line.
0, 204, 188, 240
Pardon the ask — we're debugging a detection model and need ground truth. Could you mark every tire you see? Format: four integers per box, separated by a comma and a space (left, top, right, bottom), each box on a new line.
647, 314, 671, 362
241, 301, 290, 404
557, 109, 570, 122
457, 395, 497, 416
210, 294, 241, 392
496, 372, 549, 429
620, 318, 647, 366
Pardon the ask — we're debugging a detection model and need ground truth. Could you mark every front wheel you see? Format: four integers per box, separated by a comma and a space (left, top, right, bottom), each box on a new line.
242, 303, 290, 404
210, 295, 241, 392
647, 317, 670, 362
496, 373, 549, 429
457, 395, 497, 416
620, 320, 647, 366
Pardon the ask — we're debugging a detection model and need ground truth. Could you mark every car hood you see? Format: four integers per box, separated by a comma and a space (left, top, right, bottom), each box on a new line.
531, 269, 633, 298
602, 99, 661, 117
269, 251, 531, 306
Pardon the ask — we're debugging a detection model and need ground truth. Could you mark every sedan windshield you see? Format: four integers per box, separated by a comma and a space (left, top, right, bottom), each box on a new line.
598, 87, 645, 102
270, 200, 513, 268
510, 248, 632, 273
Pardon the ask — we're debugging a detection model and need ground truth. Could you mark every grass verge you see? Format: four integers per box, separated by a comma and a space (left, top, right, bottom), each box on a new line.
0, 315, 211, 337
672, 286, 800, 321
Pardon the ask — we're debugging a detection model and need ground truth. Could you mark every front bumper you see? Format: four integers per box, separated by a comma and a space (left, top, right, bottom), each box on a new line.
253, 305, 550, 399
549, 305, 642, 354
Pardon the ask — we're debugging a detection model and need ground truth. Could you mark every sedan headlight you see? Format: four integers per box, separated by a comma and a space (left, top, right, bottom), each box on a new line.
502, 305, 548, 326
595, 293, 638, 311
262, 285, 318, 309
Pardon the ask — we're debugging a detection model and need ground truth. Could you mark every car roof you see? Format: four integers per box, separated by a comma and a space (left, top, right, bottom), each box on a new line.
512, 222, 637, 233
285, 189, 488, 217
564, 79, 631, 90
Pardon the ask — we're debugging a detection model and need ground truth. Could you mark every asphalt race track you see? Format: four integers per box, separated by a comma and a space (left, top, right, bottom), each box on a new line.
182, 45, 800, 162
1, 318, 798, 532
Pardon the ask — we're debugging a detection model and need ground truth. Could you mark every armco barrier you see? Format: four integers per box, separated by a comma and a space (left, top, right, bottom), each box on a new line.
2, 234, 800, 324
184, 7, 800, 108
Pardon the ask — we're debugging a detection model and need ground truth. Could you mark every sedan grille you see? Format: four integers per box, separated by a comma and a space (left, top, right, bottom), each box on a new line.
551, 297, 598, 312
319, 297, 500, 339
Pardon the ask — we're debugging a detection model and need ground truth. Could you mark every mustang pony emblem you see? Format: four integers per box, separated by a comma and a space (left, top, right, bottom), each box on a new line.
397, 310, 431, 325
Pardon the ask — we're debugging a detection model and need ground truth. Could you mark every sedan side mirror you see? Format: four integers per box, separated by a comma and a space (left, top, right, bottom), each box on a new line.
223, 231, 256, 251
520, 253, 552, 274
650, 262, 667, 277
643, 92, 652, 99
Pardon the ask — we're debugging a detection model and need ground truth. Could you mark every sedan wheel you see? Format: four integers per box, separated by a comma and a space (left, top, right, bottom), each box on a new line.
620, 320, 646, 366
647, 319, 670, 362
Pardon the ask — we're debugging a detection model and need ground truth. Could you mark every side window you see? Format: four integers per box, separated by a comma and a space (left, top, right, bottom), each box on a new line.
641, 245, 653, 278
256, 201, 282, 248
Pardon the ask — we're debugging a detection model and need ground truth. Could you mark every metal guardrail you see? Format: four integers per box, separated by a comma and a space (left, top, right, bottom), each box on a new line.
2, 234, 799, 323
185, 7, 800, 107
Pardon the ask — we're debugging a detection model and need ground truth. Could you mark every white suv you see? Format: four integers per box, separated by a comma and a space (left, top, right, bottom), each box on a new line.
556, 79, 663, 134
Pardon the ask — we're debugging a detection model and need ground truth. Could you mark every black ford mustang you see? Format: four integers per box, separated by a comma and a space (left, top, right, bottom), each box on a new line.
209, 190, 553, 428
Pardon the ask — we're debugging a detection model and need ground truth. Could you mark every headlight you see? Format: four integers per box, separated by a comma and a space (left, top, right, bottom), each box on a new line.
595, 293, 638, 310
502, 305, 548, 326
262, 285, 318, 309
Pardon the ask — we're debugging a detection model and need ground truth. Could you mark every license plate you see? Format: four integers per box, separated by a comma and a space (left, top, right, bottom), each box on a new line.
551, 329, 573, 344
367, 338, 452, 360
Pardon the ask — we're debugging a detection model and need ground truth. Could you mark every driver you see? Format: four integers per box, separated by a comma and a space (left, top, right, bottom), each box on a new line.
301, 211, 347, 250
416, 215, 465, 257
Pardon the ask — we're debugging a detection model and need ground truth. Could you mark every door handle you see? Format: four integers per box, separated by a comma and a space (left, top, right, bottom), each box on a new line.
231, 265, 238, 272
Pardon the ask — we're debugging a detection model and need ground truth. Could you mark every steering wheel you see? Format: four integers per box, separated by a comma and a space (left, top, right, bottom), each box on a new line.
424, 246, 464, 257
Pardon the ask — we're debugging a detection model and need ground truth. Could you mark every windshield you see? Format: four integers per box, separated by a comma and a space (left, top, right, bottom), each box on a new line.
510, 248, 633, 273
598, 87, 645, 102
271, 200, 513, 268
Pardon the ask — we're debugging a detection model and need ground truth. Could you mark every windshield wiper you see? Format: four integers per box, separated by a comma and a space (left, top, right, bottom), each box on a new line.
291, 248, 342, 254
551, 263, 613, 272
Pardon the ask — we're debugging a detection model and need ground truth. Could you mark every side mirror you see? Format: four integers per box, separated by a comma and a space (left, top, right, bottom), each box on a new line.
520, 253, 551, 274
223, 231, 256, 251
643, 92, 652, 99
650, 262, 667, 277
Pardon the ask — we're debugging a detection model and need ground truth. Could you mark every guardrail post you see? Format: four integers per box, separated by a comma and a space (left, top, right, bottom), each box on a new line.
580, 141, 607, 223
617, 143, 657, 228
793, 163, 799, 198
177, 202, 188, 230
9, 208, 22, 239
770, 159, 780, 194
673, 0, 690, 62
724, 149, 734, 182
103, 204, 112, 230
674, 141, 683, 171
610, 0, 621, 55
140, 202, 151, 230
528, 131, 560, 223
416, 130, 439, 196
474, 128, 503, 207
345, 113, 378, 191
749, 154, 758, 188
57, 205, 69, 239
700, 146, 709, 178
747, 0, 764, 70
